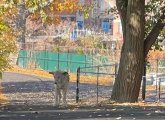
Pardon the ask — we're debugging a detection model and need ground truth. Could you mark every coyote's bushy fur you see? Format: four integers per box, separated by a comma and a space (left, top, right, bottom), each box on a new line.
49, 71, 69, 107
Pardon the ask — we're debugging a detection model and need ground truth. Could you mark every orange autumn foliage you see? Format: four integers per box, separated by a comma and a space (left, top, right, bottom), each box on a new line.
148, 50, 165, 60
28, 0, 80, 25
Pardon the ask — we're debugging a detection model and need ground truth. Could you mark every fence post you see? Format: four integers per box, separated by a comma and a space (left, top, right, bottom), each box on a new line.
57, 50, 60, 70
85, 55, 87, 74
156, 59, 159, 100
67, 48, 69, 72
70, 52, 72, 72
92, 49, 94, 66
76, 67, 80, 103
96, 66, 100, 104
114, 63, 118, 79
142, 76, 146, 101
158, 77, 161, 102
142, 61, 146, 101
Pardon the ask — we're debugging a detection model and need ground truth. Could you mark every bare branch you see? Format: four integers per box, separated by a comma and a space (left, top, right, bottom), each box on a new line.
144, 13, 165, 56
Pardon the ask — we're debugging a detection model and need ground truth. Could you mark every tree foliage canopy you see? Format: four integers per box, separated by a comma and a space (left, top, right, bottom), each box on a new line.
4, 0, 91, 24
0, 3, 17, 77
25, 0, 80, 24
0, 0, 92, 77
145, 0, 165, 50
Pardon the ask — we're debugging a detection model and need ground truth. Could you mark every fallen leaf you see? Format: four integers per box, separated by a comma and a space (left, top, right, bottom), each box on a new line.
112, 108, 116, 111
116, 117, 122, 119
155, 110, 161, 113
146, 113, 151, 116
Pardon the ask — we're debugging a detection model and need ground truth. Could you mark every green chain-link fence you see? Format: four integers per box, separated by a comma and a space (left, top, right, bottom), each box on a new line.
17, 50, 113, 73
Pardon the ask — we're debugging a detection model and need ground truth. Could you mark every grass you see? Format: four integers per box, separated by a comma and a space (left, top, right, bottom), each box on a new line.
6, 66, 165, 88
6, 65, 114, 85
146, 85, 165, 91
0, 87, 8, 105
105, 101, 165, 107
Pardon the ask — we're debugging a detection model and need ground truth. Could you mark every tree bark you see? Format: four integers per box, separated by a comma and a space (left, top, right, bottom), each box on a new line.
116, 0, 128, 40
16, 1, 26, 49
111, 0, 145, 102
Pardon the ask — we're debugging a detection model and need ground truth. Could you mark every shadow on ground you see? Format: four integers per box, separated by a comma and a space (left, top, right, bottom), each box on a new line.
0, 104, 165, 120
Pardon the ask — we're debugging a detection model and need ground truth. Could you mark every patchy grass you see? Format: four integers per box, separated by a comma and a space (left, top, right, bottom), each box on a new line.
6, 66, 113, 85
0, 81, 8, 104
7, 66, 53, 79
68, 97, 165, 107
0, 89, 8, 105
146, 85, 165, 91
7, 66, 165, 88
99, 99, 165, 107
110, 102, 165, 107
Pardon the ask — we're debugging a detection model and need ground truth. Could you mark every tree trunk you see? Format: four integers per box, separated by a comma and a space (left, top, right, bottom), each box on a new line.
16, 1, 26, 49
111, 0, 145, 102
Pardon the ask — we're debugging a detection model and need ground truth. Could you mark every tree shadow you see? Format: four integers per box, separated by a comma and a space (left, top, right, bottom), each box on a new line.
0, 104, 165, 120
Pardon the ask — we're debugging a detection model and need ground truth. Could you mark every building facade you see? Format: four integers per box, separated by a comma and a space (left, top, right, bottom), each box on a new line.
82, 0, 123, 41
26, 0, 123, 44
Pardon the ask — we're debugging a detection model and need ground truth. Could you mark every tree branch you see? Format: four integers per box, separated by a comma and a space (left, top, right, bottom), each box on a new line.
116, 0, 128, 40
144, 13, 165, 56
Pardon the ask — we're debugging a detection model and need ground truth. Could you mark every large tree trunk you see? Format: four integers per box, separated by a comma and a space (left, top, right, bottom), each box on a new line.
111, 0, 145, 102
